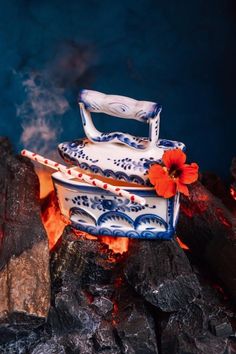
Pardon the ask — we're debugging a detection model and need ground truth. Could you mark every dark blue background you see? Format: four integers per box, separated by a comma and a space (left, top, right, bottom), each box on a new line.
0, 0, 235, 177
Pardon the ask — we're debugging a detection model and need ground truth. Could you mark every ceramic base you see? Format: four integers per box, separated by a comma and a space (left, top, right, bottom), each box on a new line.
52, 171, 180, 240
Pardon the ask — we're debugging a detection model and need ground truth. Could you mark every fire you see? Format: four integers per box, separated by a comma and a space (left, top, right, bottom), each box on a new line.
100, 236, 129, 254
176, 236, 189, 250
73, 229, 129, 254
41, 191, 67, 249
37, 168, 67, 249
36, 167, 54, 199
37, 169, 129, 253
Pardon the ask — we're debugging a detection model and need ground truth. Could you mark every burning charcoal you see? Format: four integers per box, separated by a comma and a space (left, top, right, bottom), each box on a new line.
61, 332, 95, 354
0, 138, 50, 336
50, 227, 118, 292
31, 338, 66, 354
49, 228, 119, 341
91, 296, 114, 318
177, 181, 236, 304
209, 317, 233, 337
124, 239, 200, 312
0, 325, 48, 353
201, 171, 236, 214
160, 301, 228, 354
93, 321, 120, 353
158, 257, 235, 353
88, 284, 115, 298
114, 285, 158, 354
49, 228, 160, 353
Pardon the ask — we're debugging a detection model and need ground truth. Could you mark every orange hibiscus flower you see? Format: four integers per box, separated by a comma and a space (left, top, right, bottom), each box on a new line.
148, 149, 199, 198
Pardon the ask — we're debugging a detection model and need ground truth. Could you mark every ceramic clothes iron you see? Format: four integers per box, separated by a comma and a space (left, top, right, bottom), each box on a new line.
54, 90, 184, 239
58, 90, 185, 186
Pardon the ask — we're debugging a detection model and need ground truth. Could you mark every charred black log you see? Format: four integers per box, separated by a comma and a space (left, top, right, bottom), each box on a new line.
0, 137, 50, 333
114, 284, 158, 354
201, 171, 236, 214
124, 238, 200, 312
159, 279, 234, 354
177, 181, 236, 304
48, 227, 159, 353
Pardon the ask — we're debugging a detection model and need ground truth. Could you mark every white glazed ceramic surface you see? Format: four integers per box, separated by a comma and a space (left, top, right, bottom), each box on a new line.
56, 89, 184, 239
52, 170, 180, 240
58, 90, 185, 186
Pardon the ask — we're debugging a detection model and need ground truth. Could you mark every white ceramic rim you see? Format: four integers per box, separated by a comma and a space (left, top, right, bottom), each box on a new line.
52, 170, 154, 191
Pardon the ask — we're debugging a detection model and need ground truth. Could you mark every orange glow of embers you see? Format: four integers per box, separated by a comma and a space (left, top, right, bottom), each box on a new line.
73, 230, 128, 255
176, 236, 189, 250
36, 167, 54, 199
99, 236, 129, 254
37, 169, 67, 250
41, 190, 68, 250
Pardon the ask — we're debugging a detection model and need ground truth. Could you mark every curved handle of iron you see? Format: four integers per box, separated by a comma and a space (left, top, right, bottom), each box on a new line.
78, 89, 162, 150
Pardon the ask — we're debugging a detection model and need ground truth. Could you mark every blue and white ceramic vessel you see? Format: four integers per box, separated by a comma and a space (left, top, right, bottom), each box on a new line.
54, 89, 185, 239
58, 90, 185, 186
52, 171, 180, 240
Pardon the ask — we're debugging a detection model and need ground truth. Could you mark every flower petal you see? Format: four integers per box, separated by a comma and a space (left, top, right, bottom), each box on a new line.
176, 180, 189, 196
162, 148, 186, 169
179, 163, 199, 184
148, 164, 167, 186
155, 177, 177, 198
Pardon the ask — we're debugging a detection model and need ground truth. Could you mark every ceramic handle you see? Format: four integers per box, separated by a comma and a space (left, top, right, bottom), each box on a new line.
78, 89, 161, 150
79, 89, 161, 122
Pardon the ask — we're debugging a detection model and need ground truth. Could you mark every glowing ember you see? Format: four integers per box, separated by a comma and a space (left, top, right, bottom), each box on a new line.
215, 208, 232, 228
41, 191, 67, 249
230, 186, 236, 200
73, 230, 129, 254
73, 229, 98, 240
100, 236, 129, 254
176, 236, 189, 250
37, 169, 66, 249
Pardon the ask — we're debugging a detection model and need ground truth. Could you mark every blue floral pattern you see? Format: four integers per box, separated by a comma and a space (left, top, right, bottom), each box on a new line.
69, 194, 156, 213
58, 138, 185, 185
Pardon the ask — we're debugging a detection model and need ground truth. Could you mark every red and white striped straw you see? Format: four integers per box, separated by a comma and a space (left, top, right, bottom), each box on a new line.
21, 149, 146, 206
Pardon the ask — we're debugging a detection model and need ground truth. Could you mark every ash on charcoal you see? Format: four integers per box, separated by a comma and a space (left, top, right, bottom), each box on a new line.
91, 297, 114, 318
124, 238, 200, 312
49, 227, 121, 351
48, 227, 159, 353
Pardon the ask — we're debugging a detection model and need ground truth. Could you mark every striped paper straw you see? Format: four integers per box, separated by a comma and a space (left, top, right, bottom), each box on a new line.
21, 149, 146, 206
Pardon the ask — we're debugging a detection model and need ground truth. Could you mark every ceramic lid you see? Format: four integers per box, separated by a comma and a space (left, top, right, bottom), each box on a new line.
58, 90, 185, 186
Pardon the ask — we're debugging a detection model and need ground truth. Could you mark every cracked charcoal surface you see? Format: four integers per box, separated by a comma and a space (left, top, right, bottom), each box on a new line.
48, 227, 159, 353
124, 238, 200, 312
0, 137, 48, 269
0, 142, 236, 353
114, 285, 158, 354
177, 181, 236, 304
